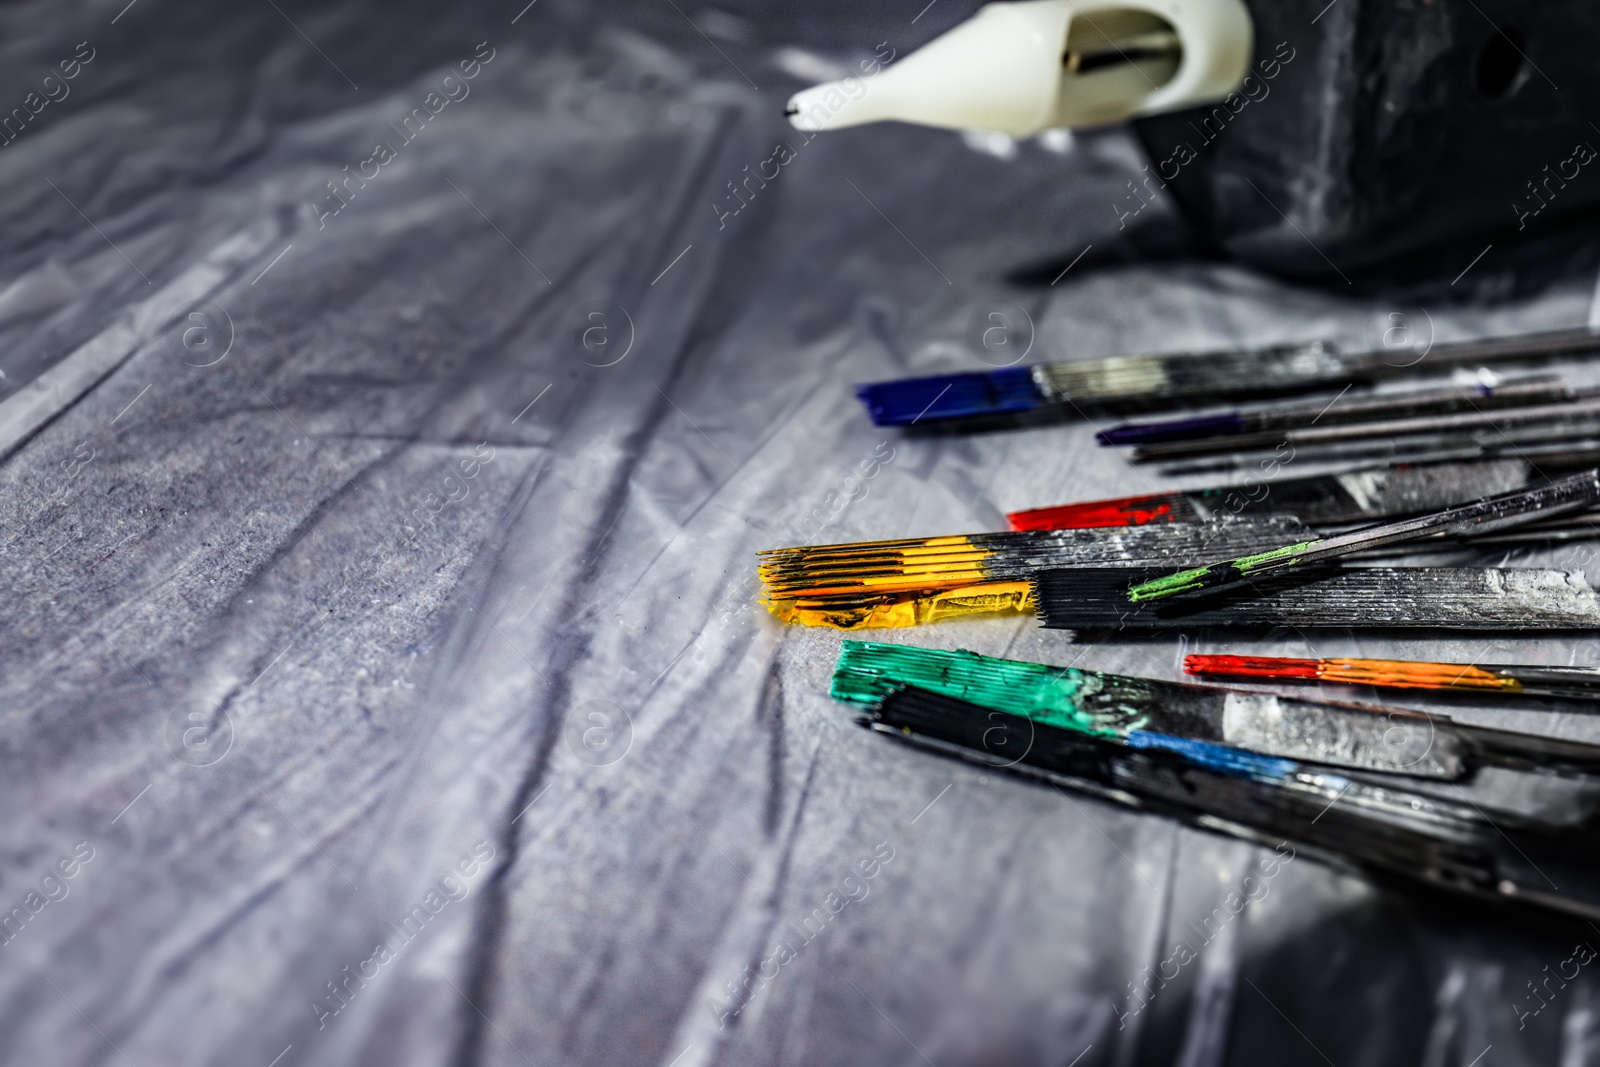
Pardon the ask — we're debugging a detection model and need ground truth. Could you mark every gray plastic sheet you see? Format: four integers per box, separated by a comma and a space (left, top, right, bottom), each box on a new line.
7, 1, 1600, 1064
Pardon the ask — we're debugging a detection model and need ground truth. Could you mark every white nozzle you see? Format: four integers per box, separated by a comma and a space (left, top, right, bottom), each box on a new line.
786, 0, 1253, 138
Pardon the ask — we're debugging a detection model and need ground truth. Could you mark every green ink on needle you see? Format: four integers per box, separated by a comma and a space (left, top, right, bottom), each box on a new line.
1127, 539, 1317, 603
1127, 565, 1212, 603
1232, 540, 1317, 573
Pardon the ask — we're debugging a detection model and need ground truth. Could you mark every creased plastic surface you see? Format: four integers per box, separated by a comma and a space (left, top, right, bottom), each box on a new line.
6, 1, 1600, 1065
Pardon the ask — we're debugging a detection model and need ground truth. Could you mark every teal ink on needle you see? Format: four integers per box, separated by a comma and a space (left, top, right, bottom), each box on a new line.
832, 641, 1600, 786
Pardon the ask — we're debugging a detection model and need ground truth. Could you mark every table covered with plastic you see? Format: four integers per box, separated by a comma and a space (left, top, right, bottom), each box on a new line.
6, 0, 1600, 1064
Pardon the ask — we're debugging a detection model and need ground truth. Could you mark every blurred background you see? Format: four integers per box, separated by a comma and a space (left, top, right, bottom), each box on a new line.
4, 0, 1600, 1064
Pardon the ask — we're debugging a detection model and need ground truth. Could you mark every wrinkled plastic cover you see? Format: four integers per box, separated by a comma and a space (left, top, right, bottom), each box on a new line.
5, 1, 1600, 1065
